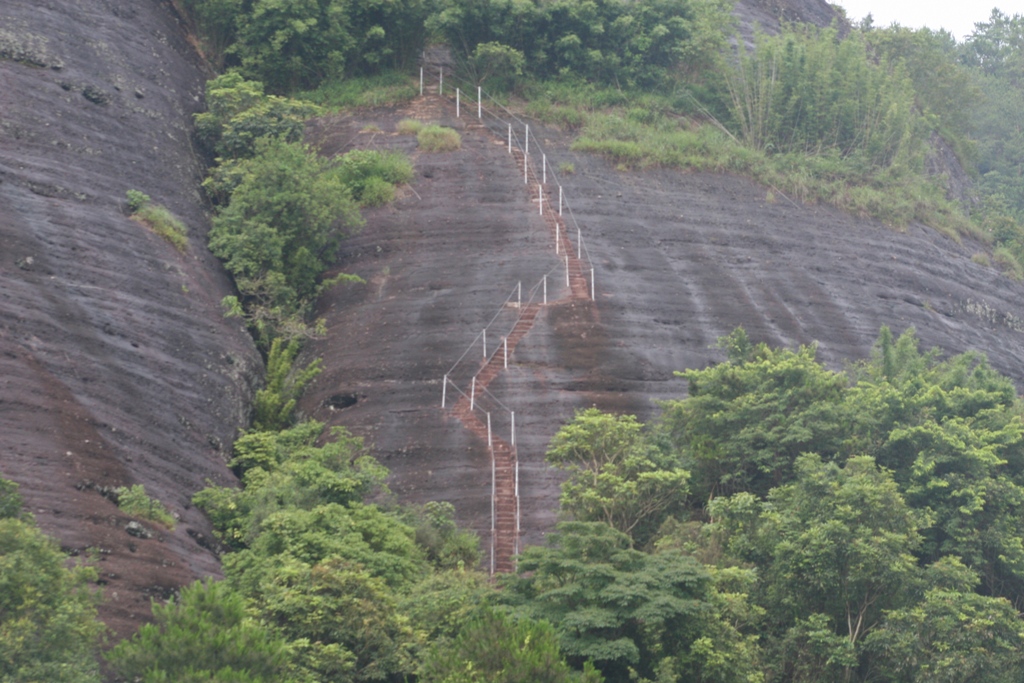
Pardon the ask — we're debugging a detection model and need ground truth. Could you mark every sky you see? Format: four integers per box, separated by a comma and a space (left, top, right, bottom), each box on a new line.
835, 1, 1024, 40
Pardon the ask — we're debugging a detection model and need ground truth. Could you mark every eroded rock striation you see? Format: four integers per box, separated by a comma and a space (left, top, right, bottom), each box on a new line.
0, 0, 260, 637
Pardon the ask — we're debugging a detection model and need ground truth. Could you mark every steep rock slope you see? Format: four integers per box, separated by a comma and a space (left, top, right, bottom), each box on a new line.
0, 0, 260, 637
301, 91, 1024, 557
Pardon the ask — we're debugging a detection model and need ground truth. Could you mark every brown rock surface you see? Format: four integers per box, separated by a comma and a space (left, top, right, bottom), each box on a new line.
301, 89, 1024, 563
0, 0, 260, 639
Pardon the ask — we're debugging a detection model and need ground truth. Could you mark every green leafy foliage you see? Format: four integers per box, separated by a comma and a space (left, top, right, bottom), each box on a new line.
408, 500, 482, 570
297, 70, 419, 109
195, 72, 320, 160
179, 0, 243, 68
429, 0, 732, 89
546, 408, 689, 546
419, 608, 603, 683
207, 136, 363, 339
228, 0, 430, 93
661, 328, 848, 501
336, 149, 414, 206
0, 479, 103, 683
115, 484, 176, 528
721, 27, 921, 167
252, 337, 322, 431
106, 580, 291, 683
504, 521, 761, 683
194, 421, 388, 550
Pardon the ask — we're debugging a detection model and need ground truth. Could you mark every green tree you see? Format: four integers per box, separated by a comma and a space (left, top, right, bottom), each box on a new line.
231, 0, 429, 92
546, 408, 689, 546
195, 72, 320, 161
255, 557, 416, 682
0, 479, 103, 683
866, 557, 1024, 683
419, 608, 604, 683
106, 580, 291, 683
194, 421, 388, 550
207, 136, 362, 338
662, 329, 848, 500
708, 455, 927, 683
505, 521, 761, 683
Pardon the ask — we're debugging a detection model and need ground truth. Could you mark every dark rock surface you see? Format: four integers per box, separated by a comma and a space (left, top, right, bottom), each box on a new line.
301, 89, 1024, 558
733, 0, 847, 43
0, 0, 260, 638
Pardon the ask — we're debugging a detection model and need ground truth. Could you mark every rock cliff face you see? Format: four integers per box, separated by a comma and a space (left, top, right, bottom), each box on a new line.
0, 0, 1011, 642
0, 0, 260, 638
299, 93, 1024, 558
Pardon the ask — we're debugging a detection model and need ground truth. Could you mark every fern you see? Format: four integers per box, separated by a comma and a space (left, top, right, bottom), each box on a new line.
252, 338, 323, 431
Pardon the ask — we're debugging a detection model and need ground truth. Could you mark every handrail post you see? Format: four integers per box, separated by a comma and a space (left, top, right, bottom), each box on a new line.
470, 377, 476, 412
558, 186, 563, 216
538, 184, 543, 215
503, 337, 508, 369
419, 67, 423, 96
478, 86, 482, 119
543, 275, 547, 305
556, 223, 559, 255
482, 329, 486, 358
442, 374, 447, 408
578, 227, 582, 259
511, 411, 515, 447
456, 88, 460, 117
542, 154, 546, 184
591, 268, 595, 300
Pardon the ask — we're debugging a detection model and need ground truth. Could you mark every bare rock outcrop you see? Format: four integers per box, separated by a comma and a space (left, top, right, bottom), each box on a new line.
0, 0, 260, 638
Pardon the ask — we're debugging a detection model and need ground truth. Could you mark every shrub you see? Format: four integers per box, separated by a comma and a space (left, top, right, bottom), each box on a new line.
252, 337, 323, 431
361, 176, 397, 206
559, 161, 576, 174
126, 189, 150, 212
417, 125, 461, 152
337, 149, 413, 205
396, 118, 424, 135
115, 484, 176, 529
972, 252, 992, 267
126, 191, 188, 252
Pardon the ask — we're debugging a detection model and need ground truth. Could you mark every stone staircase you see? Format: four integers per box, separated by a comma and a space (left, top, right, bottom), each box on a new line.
426, 89, 594, 574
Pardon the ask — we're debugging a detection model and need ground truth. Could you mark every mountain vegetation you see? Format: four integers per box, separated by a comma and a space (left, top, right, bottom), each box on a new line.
11, 1, 1024, 682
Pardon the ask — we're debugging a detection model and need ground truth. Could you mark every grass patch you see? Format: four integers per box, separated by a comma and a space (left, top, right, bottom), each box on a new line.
298, 70, 417, 110
418, 125, 461, 152
972, 252, 991, 267
126, 190, 188, 251
993, 246, 1024, 280
516, 77, 974, 236
559, 161, 575, 174
396, 118, 424, 135
116, 484, 175, 528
